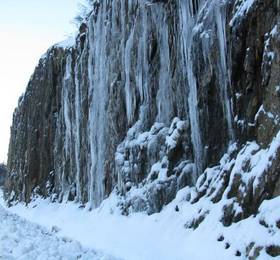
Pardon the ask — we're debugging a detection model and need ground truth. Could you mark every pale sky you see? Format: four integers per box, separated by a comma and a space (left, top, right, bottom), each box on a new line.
0, 0, 84, 163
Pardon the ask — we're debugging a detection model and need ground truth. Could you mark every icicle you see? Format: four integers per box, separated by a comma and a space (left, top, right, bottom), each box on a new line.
87, 17, 95, 209
74, 62, 81, 202
87, 1, 109, 208
155, 8, 172, 124
124, 26, 135, 124
214, 1, 234, 140
179, 0, 204, 178
136, 3, 150, 124
61, 54, 73, 200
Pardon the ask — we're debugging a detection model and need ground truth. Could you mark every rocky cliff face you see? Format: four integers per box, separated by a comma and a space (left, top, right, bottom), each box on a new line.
5, 0, 280, 227
0, 164, 7, 186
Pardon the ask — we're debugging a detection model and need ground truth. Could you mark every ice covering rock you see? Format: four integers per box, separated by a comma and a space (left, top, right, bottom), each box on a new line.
5, 0, 280, 225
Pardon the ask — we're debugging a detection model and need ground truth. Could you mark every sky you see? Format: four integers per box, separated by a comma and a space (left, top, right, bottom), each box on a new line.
0, 0, 84, 163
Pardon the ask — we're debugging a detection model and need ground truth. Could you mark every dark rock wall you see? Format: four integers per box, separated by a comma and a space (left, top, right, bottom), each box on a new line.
230, 0, 280, 146
0, 164, 7, 186
5, 0, 280, 214
6, 48, 67, 202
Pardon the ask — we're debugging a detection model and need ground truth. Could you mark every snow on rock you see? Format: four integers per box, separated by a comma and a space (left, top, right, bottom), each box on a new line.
39, 36, 76, 64
2, 131, 280, 259
0, 205, 117, 260
54, 36, 76, 50
230, 0, 256, 26
115, 118, 193, 214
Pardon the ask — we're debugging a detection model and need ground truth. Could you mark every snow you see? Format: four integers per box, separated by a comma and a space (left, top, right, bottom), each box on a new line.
271, 25, 278, 37
166, 118, 187, 150
230, 0, 256, 26
2, 0, 280, 258
39, 36, 76, 62
2, 127, 280, 259
0, 205, 115, 260
3, 132, 280, 259
1, 182, 279, 260
254, 104, 278, 125
0, 191, 225, 260
55, 36, 76, 49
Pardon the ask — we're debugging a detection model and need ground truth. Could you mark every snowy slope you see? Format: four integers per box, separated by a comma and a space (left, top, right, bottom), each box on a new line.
1, 188, 279, 260
2, 128, 280, 259
0, 204, 118, 260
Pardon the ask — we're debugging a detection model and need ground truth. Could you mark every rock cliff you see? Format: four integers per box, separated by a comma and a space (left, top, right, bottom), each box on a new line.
0, 164, 7, 186
5, 0, 280, 234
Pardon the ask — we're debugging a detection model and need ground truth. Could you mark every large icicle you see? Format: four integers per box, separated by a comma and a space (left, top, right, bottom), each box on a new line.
124, 26, 136, 124
179, 0, 204, 178
74, 61, 82, 202
214, 1, 234, 140
61, 54, 73, 201
87, 4, 108, 208
155, 7, 172, 124
135, 2, 151, 126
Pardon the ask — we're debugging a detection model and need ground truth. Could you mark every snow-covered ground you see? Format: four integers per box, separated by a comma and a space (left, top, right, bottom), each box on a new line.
1, 189, 279, 260
0, 203, 117, 260
1, 134, 280, 259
